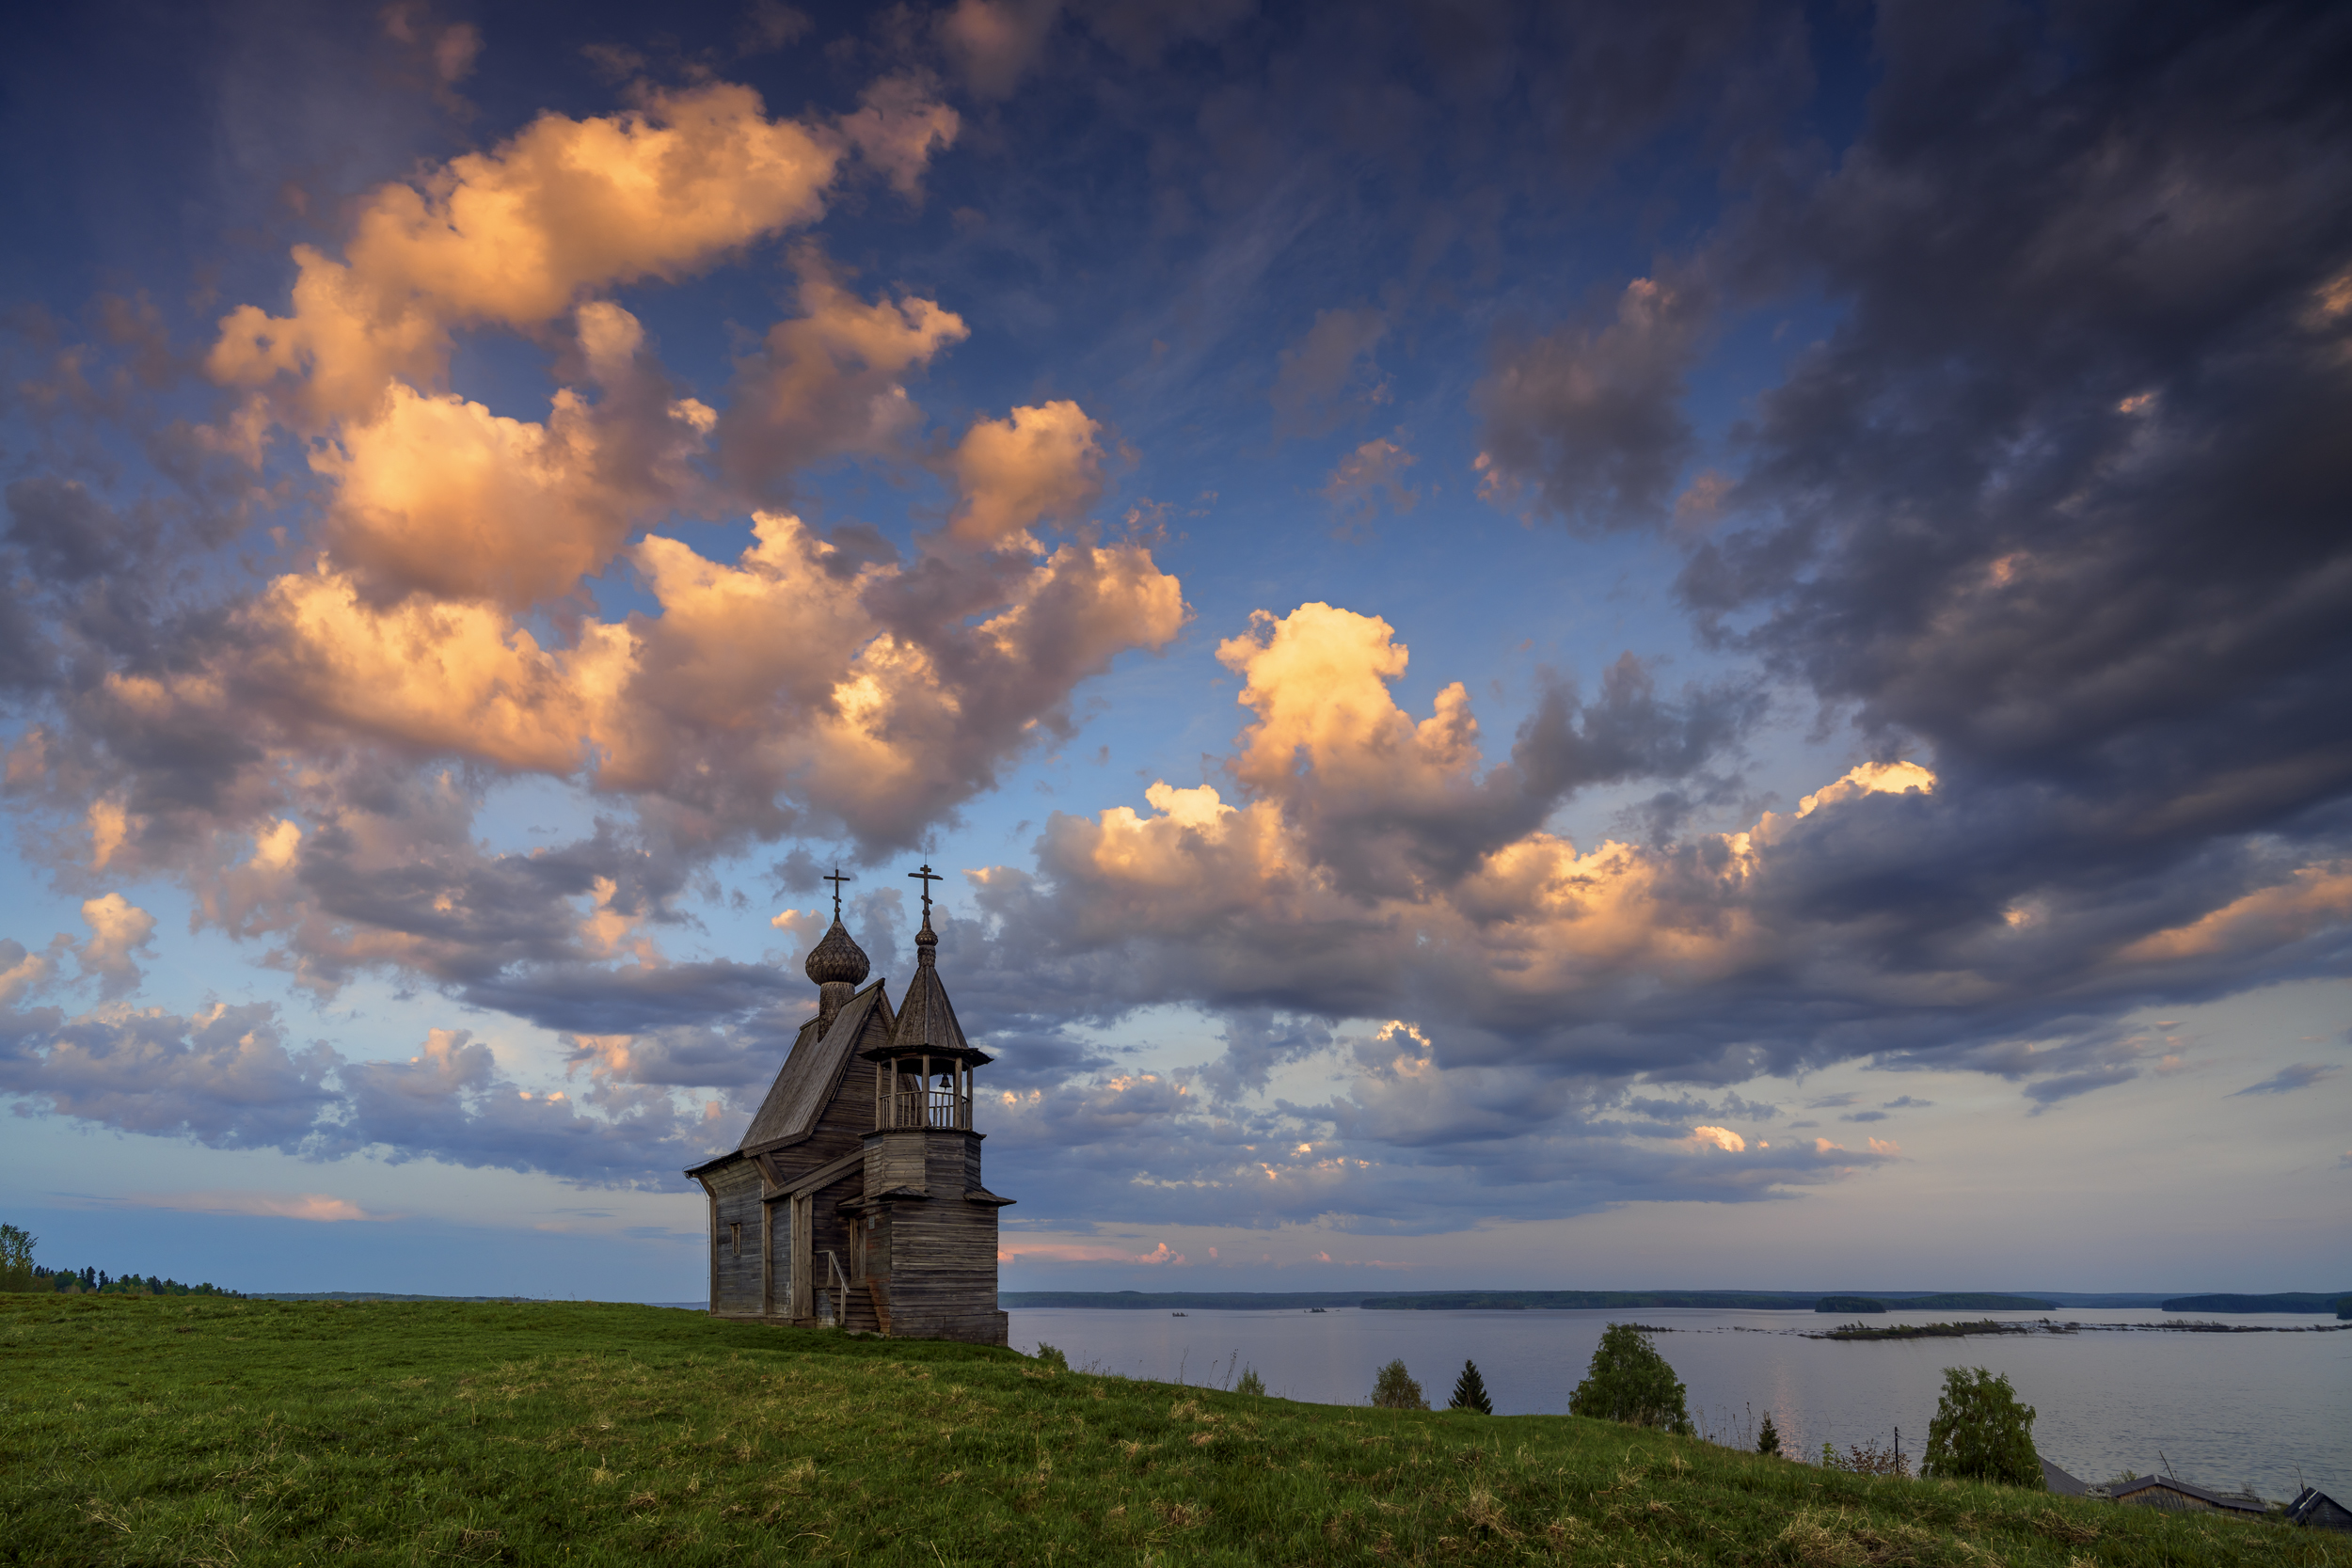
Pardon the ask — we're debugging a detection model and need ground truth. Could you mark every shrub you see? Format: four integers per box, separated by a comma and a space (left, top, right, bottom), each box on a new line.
1032, 1342, 1069, 1372
1921, 1367, 2042, 1488
1757, 1412, 1781, 1455
1567, 1324, 1692, 1434
1235, 1367, 1265, 1396
1448, 1359, 1492, 1414
1829, 1436, 1910, 1478
1370, 1358, 1428, 1409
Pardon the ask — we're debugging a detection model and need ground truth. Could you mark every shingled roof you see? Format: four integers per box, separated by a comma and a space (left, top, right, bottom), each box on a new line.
862, 913, 991, 1065
737, 978, 892, 1151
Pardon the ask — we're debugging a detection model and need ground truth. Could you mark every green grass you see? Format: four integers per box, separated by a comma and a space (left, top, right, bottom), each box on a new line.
4, 1295, 2344, 1566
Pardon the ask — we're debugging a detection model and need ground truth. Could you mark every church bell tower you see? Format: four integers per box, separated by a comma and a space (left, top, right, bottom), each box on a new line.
841, 864, 1012, 1344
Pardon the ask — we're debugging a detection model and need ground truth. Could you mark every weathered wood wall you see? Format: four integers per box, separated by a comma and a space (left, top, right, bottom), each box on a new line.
866, 1129, 929, 1191
763, 1196, 790, 1316
707, 1160, 764, 1316
865, 1130, 1006, 1345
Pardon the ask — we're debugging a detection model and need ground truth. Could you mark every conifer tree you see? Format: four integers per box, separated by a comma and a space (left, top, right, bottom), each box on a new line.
1448, 1359, 1493, 1414
1757, 1411, 1782, 1455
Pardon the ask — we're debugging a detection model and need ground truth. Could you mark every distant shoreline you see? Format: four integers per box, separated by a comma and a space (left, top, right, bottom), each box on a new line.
998, 1289, 2349, 1313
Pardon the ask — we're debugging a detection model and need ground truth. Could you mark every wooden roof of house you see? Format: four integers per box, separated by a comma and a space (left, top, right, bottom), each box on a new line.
684, 978, 893, 1176
2109, 1475, 2269, 1514
2040, 1458, 2090, 1497
2287, 1487, 2352, 1531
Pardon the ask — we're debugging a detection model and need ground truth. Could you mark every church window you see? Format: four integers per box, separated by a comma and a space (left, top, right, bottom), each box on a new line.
729, 1222, 742, 1254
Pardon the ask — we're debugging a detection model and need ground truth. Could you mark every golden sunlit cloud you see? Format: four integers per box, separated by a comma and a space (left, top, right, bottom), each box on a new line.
207, 82, 852, 428
946, 400, 1108, 545
2116, 863, 2352, 963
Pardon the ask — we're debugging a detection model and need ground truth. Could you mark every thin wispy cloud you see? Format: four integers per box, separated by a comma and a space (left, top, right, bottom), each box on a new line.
2229, 1063, 2342, 1098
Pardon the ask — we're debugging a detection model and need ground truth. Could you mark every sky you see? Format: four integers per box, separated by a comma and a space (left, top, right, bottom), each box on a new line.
1, 0, 2346, 1303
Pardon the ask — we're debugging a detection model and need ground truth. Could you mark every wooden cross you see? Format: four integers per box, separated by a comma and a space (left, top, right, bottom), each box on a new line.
906, 863, 942, 920
822, 866, 851, 920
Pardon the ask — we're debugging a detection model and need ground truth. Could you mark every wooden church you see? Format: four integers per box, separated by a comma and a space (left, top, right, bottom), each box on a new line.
685, 867, 1011, 1344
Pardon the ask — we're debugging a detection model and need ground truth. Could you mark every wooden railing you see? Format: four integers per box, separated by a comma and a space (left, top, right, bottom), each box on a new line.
889, 1086, 968, 1129
818, 1250, 850, 1327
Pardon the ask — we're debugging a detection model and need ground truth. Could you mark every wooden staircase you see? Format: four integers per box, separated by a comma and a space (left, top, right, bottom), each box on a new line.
821, 1249, 889, 1335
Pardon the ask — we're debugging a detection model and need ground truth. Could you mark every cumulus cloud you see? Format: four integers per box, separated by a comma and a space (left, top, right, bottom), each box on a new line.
0, 1001, 339, 1153
207, 82, 854, 430
0, 1006, 742, 1189
73, 894, 156, 998
944, 400, 1108, 546
0, 938, 59, 1007
716, 246, 971, 499
836, 75, 961, 198
929, 583, 2352, 1218
309, 303, 713, 609
1321, 436, 1418, 526
1474, 273, 1710, 528
0, 56, 1181, 1022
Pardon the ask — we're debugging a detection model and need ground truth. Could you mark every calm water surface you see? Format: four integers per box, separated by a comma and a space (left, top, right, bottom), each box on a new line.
1008, 1307, 2351, 1500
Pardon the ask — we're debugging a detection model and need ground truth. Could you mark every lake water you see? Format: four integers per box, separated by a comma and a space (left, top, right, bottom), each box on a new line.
1007, 1307, 2352, 1501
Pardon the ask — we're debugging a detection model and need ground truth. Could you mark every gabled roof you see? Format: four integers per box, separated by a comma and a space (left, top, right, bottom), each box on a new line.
2040, 1457, 2090, 1497
2288, 1486, 2352, 1530
2110, 1475, 2269, 1514
739, 978, 892, 1151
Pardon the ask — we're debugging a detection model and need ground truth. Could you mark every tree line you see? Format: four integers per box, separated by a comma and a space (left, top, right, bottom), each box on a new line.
0, 1223, 244, 1299
1355, 1323, 2048, 1489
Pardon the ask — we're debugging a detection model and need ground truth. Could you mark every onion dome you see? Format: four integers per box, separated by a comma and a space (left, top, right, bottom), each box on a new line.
803, 917, 871, 988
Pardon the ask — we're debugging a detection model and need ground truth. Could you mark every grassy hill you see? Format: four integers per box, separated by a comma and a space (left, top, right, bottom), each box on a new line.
3, 1294, 2341, 1567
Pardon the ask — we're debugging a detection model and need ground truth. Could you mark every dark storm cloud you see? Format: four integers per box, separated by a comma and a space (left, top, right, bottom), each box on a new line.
1684, 0, 2352, 855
